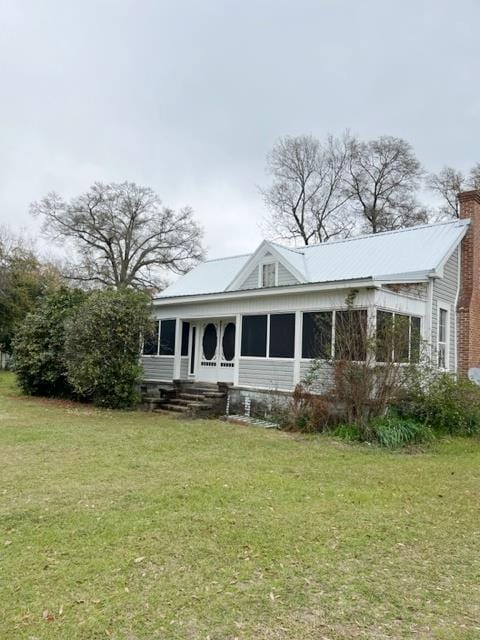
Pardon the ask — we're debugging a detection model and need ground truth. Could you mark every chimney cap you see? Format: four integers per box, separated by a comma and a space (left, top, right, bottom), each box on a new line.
458, 190, 480, 204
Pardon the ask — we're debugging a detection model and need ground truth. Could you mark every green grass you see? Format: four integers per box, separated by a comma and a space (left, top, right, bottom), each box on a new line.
1, 372, 480, 639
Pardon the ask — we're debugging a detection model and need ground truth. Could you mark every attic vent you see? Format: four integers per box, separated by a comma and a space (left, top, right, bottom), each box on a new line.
261, 263, 276, 287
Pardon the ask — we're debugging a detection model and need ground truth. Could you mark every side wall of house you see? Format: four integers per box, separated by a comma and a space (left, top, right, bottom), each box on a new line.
431, 248, 459, 371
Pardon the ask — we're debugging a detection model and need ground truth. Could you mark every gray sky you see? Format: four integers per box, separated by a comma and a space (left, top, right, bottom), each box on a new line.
1, 0, 479, 261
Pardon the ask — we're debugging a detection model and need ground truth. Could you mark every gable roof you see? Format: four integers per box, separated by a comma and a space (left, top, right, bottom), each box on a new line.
156, 219, 469, 300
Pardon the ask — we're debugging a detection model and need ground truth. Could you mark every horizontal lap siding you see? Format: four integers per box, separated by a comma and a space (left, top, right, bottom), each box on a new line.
299, 361, 334, 394
238, 266, 259, 290
432, 248, 458, 371
141, 356, 174, 381
277, 263, 299, 286
239, 359, 294, 391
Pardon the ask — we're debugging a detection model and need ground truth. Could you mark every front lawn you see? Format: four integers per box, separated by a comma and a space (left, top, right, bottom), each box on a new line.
1, 371, 480, 639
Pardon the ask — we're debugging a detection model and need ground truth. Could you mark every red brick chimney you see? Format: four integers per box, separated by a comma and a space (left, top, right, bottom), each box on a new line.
457, 190, 480, 376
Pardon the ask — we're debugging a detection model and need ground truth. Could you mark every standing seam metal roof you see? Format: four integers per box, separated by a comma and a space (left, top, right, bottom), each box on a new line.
156, 219, 469, 299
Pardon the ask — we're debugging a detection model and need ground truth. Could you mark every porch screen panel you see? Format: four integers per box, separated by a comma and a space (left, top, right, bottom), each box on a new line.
376, 311, 393, 362
394, 314, 410, 363
143, 320, 159, 355
181, 322, 190, 356
410, 317, 421, 363
302, 312, 332, 359
241, 315, 267, 357
335, 310, 367, 361
269, 313, 295, 358
159, 320, 176, 355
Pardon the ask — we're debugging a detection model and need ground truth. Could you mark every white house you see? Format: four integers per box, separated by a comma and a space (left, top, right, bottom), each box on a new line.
141, 190, 480, 409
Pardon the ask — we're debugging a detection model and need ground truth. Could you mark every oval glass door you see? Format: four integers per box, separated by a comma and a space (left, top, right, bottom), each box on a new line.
222, 322, 235, 361
202, 323, 218, 361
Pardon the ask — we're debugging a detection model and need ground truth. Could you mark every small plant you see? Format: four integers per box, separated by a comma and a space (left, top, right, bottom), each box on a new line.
371, 416, 434, 448
280, 383, 332, 432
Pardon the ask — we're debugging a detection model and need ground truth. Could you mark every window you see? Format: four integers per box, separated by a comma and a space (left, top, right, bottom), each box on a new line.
241, 314, 295, 358
159, 319, 176, 355
143, 320, 159, 355
269, 313, 295, 358
335, 310, 368, 361
376, 310, 422, 363
181, 322, 190, 356
376, 311, 393, 362
302, 312, 332, 359
438, 307, 448, 369
261, 263, 276, 287
410, 316, 421, 363
241, 315, 267, 357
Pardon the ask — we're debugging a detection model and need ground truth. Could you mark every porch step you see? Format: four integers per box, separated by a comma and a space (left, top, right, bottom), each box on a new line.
162, 403, 189, 413
178, 392, 207, 401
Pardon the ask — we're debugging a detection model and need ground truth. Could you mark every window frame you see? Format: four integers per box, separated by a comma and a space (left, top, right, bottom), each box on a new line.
375, 308, 422, 365
258, 261, 278, 288
240, 312, 295, 360
437, 302, 450, 371
142, 320, 160, 356
143, 318, 177, 357
301, 311, 334, 360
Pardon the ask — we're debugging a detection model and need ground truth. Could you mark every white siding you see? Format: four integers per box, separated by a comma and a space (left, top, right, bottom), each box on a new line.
278, 263, 299, 286
141, 356, 174, 381
238, 359, 295, 391
431, 248, 459, 371
299, 361, 334, 394
238, 265, 259, 290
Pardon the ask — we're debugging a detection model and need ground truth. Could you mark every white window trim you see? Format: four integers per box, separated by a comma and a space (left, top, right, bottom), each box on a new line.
258, 261, 278, 288
437, 301, 450, 371
240, 312, 296, 359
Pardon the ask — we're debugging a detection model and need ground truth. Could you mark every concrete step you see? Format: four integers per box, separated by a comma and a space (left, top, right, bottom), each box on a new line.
162, 403, 189, 413
203, 391, 226, 398
178, 392, 207, 401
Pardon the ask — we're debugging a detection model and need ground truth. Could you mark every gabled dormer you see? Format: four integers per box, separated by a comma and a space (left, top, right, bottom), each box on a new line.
226, 241, 306, 292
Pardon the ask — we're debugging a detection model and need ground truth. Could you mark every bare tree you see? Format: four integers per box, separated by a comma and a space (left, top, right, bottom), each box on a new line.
261, 133, 354, 245
345, 136, 426, 233
427, 167, 465, 218
428, 164, 480, 219
31, 181, 204, 291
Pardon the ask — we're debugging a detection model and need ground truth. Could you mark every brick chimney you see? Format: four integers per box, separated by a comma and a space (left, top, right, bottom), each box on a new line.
457, 190, 480, 376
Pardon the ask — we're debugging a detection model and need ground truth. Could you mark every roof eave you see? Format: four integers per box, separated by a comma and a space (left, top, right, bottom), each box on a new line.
153, 277, 375, 306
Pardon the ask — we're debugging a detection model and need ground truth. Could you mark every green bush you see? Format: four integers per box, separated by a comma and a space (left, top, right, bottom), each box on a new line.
421, 374, 480, 435
398, 370, 480, 436
11, 288, 86, 396
64, 289, 151, 409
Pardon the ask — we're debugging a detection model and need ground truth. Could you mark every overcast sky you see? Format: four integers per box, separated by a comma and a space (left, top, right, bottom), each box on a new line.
1, 0, 479, 261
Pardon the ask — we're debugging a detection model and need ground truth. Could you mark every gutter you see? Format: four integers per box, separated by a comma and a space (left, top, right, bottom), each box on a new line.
153, 277, 376, 307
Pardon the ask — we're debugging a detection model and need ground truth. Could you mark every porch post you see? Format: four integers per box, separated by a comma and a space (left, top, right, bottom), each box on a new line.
173, 317, 182, 379
233, 314, 241, 386
293, 310, 302, 386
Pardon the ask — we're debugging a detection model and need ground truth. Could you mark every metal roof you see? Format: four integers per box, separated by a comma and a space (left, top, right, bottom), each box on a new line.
156, 219, 469, 300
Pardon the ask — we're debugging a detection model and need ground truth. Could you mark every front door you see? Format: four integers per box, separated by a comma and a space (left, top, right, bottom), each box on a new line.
197, 319, 236, 383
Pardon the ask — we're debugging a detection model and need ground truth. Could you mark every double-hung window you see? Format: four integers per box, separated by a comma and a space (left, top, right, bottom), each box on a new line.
437, 305, 449, 370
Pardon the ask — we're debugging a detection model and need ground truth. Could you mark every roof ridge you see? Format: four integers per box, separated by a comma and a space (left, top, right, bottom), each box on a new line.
203, 252, 251, 263
269, 241, 305, 255
271, 219, 468, 252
